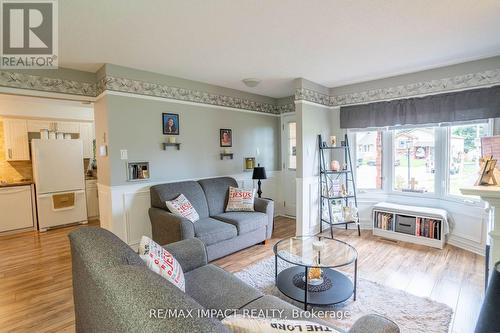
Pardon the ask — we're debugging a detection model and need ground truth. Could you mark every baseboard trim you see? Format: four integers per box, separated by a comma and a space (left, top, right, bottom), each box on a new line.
447, 234, 485, 256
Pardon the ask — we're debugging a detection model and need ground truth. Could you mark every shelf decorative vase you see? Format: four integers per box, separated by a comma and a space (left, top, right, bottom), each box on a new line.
330, 160, 340, 171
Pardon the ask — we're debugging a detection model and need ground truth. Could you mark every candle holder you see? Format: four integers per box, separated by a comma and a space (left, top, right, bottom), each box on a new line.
305, 240, 326, 285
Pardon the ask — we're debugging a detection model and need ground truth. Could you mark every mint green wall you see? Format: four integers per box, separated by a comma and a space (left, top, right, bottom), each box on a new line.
101, 94, 280, 186
103, 64, 276, 104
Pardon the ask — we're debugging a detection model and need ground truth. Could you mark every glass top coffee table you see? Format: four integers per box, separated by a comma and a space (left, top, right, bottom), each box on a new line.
273, 236, 357, 310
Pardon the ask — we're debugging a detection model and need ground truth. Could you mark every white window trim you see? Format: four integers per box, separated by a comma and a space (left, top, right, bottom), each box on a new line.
389, 127, 438, 198
349, 130, 385, 193
349, 119, 493, 205
443, 119, 493, 203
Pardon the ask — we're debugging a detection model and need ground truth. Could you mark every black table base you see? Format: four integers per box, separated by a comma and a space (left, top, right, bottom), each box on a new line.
276, 266, 356, 310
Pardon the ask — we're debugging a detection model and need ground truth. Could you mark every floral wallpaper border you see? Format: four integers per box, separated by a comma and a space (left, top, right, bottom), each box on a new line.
97, 76, 280, 114
0, 71, 97, 97
295, 68, 500, 107
2, 67, 499, 114
294, 87, 331, 107
0, 71, 282, 115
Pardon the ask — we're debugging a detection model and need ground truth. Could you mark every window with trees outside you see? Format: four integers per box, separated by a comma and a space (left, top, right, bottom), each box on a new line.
355, 131, 383, 190
393, 128, 436, 193
351, 120, 492, 200
448, 123, 489, 196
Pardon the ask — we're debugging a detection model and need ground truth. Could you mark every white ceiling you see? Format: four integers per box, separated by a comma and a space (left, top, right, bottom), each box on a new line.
59, 0, 500, 98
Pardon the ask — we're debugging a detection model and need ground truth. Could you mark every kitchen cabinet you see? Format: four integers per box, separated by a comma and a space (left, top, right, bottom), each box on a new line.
79, 122, 95, 159
86, 179, 99, 220
57, 121, 80, 133
27, 120, 80, 133
27, 120, 52, 132
3, 119, 30, 161
0, 185, 34, 233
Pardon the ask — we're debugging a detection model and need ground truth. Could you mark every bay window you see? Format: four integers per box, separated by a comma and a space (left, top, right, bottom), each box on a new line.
351, 120, 492, 201
354, 131, 383, 190
393, 127, 435, 193
447, 122, 489, 196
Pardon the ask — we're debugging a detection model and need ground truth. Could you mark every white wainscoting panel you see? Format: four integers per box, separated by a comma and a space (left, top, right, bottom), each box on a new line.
124, 190, 153, 247
356, 192, 487, 255
296, 176, 319, 236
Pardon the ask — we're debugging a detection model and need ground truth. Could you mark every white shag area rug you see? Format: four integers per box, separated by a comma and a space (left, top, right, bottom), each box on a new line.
234, 256, 453, 333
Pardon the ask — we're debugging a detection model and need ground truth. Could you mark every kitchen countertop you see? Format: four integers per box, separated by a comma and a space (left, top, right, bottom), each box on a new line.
0, 181, 33, 188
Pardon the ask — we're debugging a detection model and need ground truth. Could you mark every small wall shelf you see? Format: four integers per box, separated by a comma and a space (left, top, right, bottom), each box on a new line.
163, 142, 181, 150
220, 153, 234, 160
127, 162, 150, 182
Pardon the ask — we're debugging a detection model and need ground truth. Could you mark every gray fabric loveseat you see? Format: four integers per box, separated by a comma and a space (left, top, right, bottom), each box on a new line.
69, 227, 400, 333
149, 177, 274, 260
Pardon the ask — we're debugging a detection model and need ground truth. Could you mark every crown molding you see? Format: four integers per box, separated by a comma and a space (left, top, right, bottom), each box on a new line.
295, 68, 500, 107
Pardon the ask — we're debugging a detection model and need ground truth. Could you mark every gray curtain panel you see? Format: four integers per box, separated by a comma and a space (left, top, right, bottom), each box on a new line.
339, 85, 500, 129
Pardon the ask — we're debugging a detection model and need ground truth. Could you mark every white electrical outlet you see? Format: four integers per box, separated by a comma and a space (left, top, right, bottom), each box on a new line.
120, 149, 128, 160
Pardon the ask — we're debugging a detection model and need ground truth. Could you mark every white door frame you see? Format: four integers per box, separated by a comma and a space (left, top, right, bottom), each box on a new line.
281, 112, 297, 217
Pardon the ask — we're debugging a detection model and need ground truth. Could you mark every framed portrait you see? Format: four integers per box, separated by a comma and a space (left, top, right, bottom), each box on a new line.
220, 129, 232, 147
162, 113, 180, 135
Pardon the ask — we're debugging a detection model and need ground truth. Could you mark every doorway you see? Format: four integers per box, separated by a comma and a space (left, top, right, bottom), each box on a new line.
281, 113, 296, 216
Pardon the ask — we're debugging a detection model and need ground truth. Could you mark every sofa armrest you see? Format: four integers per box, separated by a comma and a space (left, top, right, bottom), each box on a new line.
148, 208, 195, 245
254, 198, 274, 239
163, 238, 208, 273
347, 314, 399, 333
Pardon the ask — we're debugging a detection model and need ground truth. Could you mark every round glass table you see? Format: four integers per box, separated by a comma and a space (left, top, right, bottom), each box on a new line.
273, 236, 357, 310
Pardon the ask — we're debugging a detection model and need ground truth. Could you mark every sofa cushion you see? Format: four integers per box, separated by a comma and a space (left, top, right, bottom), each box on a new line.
225, 187, 256, 212
213, 212, 267, 235
194, 218, 237, 245
184, 264, 262, 312
221, 316, 342, 333
150, 181, 210, 218
198, 177, 238, 216
239, 295, 330, 324
138, 236, 186, 292
165, 194, 200, 223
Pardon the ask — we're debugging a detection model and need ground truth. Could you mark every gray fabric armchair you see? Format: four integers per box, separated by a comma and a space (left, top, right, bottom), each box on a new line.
149, 177, 274, 261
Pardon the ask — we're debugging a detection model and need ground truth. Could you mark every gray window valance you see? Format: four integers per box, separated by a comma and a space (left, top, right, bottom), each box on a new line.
339, 85, 500, 129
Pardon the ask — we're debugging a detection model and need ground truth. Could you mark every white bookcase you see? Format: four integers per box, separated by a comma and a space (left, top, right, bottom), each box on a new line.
372, 203, 447, 249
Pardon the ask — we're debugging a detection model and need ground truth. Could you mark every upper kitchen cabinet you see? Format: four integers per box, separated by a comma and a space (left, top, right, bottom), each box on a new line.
27, 120, 81, 133
27, 120, 52, 132
79, 122, 95, 159
3, 119, 30, 161
57, 121, 80, 133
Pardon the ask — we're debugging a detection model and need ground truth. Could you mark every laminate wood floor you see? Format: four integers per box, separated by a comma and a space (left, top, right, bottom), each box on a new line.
0, 217, 483, 333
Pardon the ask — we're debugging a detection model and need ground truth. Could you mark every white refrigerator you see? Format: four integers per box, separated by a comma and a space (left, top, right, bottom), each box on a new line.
32, 139, 88, 230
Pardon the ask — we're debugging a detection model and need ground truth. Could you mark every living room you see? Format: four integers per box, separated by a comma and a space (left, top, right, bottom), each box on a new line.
1, 1, 500, 333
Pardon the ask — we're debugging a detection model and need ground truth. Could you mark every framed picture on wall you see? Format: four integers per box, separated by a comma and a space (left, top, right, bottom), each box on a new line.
162, 113, 180, 135
220, 129, 232, 147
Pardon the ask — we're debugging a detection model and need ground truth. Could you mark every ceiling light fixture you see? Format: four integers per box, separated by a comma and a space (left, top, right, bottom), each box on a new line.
242, 78, 261, 88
